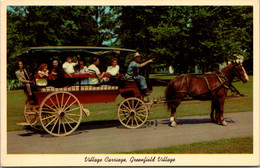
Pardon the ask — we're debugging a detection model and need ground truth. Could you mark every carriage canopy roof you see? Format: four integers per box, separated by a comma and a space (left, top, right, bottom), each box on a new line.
17, 46, 136, 58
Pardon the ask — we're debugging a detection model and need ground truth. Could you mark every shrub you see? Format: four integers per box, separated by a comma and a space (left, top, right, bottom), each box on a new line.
7, 79, 23, 90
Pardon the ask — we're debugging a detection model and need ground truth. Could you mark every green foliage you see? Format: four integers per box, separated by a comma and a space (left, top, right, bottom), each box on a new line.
7, 79, 23, 90
7, 6, 118, 79
7, 6, 253, 79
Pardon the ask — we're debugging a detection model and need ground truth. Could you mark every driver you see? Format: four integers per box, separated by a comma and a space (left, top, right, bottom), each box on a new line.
126, 52, 153, 95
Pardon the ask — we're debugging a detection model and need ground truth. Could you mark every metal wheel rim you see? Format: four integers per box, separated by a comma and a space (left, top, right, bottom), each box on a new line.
117, 97, 148, 129
39, 91, 82, 136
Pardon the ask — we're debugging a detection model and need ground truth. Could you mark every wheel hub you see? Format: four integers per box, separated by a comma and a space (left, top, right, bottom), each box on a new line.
58, 110, 65, 117
130, 109, 136, 116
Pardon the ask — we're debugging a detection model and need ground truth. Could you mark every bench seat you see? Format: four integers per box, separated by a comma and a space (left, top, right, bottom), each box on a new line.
37, 85, 119, 92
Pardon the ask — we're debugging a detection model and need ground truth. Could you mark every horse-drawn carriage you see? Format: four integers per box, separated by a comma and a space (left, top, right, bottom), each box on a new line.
18, 46, 152, 136
16, 46, 249, 137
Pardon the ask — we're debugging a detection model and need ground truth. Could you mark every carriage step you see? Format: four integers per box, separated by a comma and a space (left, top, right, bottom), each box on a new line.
16, 122, 31, 126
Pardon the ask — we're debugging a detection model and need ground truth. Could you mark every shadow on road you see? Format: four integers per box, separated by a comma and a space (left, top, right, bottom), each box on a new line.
18, 117, 235, 137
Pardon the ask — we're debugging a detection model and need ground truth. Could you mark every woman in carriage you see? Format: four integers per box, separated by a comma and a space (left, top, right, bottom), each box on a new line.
88, 57, 105, 85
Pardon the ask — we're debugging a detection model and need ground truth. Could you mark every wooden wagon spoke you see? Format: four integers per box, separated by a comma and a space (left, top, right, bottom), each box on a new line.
66, 113, 81, 117
135, 105, 145, 111
131, 117, 134, 127
62, 95, 72, 110
122, 103, 131, 111
135, 115, 144, 123
55, 94, 60, 108
64, 107, 80, 113
58, 118, 61, 135
136, 113, 147, 118
64, 117, 73, 130
50, 117, 59, 132
134, 100, 141, 109
40, 111, 57, 114
48, 97, 59, 110
120, 114, 130, 121
41, 114, 56, 121
136, 109, 146, 113
62, 118, 67, 134
61, 93, 64, 108
134, 116, 139, 126
126, 100, 132, 109
65, 115, 78, 123
45, 116, 58, 128
63, 100, 77, 112
125, 117, 131, 125
43, 104, 57, 112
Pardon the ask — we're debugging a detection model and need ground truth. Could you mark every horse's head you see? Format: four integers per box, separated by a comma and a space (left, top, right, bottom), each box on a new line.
232, 61, 249, 83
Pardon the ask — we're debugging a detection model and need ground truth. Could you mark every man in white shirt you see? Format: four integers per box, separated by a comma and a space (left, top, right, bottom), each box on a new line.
62, 56, 79, 77
88, 57, 105, 84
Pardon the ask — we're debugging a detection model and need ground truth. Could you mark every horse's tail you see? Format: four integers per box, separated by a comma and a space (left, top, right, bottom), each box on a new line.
165, 77, 178, 109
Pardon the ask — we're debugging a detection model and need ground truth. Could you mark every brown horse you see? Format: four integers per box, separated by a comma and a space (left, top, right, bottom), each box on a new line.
165, 61, 249, 127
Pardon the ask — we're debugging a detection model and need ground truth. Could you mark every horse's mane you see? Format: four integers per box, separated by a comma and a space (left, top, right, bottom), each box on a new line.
220, 63, 236, 74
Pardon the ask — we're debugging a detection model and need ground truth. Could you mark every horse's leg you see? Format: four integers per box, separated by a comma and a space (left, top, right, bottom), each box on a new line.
170, 100, 181, 127
210, 100, 216, 122
217, 96, 227, 126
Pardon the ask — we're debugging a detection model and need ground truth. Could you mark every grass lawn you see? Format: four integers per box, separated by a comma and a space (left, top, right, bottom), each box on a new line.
121, 136, 253, 154
7, 75, 253, 131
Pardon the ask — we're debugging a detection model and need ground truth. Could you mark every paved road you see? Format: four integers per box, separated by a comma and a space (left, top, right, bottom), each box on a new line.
7, 111, 252, 154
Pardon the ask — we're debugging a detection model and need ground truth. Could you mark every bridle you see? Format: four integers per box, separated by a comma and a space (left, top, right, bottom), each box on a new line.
232, 64, 247, 82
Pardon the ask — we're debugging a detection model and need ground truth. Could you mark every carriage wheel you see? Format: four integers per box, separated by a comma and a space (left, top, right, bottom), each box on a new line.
24, 99, 42, 129
39, 91, 82, 136
118, 97, 148, 128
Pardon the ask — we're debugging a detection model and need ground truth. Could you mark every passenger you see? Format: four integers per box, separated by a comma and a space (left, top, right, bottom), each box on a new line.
75, 59, 93, 85
38, 63, 49, 78
106, 58, 120, 76
88, 57, 105, 85
126, 52, 153, 95
15, 60, 37, 105
36, 63, 49, 86
102, 58, 120, 84
49, 59, 66, 88
62, 56, 79, 77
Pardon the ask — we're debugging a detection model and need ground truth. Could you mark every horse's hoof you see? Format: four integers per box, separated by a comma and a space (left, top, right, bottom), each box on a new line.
218, 120, 227, 126
170, 122, 177, 127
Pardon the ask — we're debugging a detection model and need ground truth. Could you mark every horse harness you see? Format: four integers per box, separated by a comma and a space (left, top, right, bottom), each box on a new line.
176, 72, 231, 98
